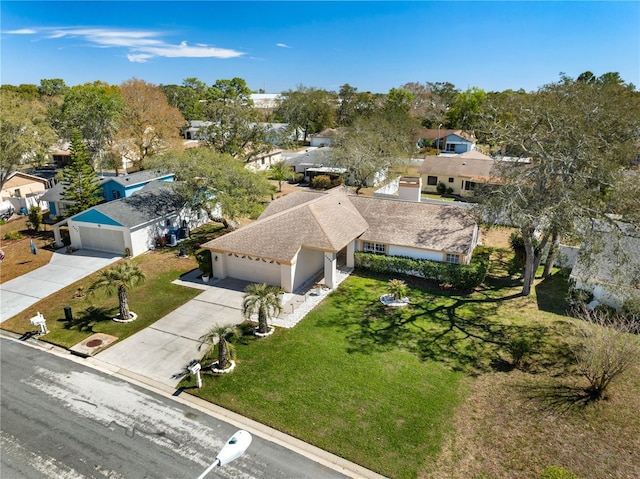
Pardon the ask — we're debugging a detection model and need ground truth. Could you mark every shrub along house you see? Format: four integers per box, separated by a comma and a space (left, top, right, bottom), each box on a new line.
202, 186, 479, 293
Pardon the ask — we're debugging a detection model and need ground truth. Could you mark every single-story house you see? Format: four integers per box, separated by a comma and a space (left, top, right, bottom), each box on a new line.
202, 186, 479, 293
570, 220, 640, 311
66, 181, 212, 257
309, 128, 340, 147
1, 171, 50, 213
419, 150, 497, 197
284, 147, 385, 187
245, 149, 283, 172
415, 129, 477, 154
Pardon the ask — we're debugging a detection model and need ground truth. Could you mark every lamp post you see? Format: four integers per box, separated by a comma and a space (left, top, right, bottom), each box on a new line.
437, 123, 442, 153
196, 430, 252, 479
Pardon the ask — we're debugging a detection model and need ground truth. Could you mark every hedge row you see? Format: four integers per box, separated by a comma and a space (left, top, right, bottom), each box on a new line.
354, 249, 490, 292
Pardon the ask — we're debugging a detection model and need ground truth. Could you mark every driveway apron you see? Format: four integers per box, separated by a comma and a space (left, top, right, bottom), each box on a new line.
95, 277, 251, 388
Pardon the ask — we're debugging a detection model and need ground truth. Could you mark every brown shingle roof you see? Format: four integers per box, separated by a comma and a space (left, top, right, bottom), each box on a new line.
418, 151, 495, 181
203, 187, 368, 262
348, 196, 477, 254
204, 186, 479, 260
414, 129, 477, 143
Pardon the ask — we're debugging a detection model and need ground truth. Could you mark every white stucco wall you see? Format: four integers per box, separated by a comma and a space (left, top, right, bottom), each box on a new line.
223, 254, 282, 287
292, 247, 324, 291
388, 245, 443, 262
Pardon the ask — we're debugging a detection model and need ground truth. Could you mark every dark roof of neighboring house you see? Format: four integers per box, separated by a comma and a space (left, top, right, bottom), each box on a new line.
203, 186, 478, 260
103, 170, 173, 187
418, 151, 496, 181
415, 129, 477, 143
38, 181, 67, 203
39, 171, 173, 203
83, 181, 183, 228
311, 128, 340, 139
284, 148, 334, 167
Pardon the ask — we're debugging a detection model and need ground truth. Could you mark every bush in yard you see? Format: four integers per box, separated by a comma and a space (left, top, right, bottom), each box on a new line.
311, 175, 333, 190
539, 465, 579, 479
436, 182, 447, 194
28, 206, 42, 232
195, 248, 212, 276
4, 231, 23, 241
506, 336, 533, 368
355, 250, 490, 292
569, 304, 640, 399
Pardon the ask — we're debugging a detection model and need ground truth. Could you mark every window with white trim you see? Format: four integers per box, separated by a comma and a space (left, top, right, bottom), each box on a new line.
427, 175, 438, 185
363, 241, 386, 254
445, 253, 460, 264
446, 143, 456, 152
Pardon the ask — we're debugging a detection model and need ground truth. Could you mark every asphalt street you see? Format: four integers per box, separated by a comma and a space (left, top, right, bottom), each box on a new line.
0, 338, 348, 479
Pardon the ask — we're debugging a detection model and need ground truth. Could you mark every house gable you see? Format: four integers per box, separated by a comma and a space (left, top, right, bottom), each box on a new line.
72, 209, 124, 227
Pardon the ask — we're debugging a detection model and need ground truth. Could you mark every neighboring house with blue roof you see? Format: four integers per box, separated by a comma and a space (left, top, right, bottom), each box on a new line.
66, 181, 214, 256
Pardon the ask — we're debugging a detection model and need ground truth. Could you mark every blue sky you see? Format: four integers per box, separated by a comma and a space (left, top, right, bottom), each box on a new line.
1, 1, 638, 93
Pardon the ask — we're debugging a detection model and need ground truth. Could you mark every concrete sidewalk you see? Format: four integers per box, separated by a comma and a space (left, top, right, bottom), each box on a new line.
0, 249, 121, 322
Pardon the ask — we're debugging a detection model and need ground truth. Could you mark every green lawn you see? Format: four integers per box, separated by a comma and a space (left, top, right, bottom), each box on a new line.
1, 247, 213, 349
181, 269, 573, 478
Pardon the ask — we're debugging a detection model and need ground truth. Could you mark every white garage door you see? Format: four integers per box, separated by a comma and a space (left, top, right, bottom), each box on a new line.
79, 226, 125, 254
226, 255, 281, 287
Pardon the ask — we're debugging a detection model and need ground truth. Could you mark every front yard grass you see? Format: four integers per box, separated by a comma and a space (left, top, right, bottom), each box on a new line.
180, 267, 575, 478
181, 263, 640, 479
1, 247, 203, 348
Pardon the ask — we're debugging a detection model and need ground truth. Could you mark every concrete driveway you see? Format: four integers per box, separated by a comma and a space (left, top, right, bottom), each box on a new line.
0, 249, 121, 322
96, 276, 251, 387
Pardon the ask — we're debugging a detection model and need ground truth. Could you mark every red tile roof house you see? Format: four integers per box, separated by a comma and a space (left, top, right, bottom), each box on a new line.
202, 186, 479, 293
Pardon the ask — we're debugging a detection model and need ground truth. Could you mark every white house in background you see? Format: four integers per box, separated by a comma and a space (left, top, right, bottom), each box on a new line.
415, 129, 477, 154
245, 149, 284, 172
202, 186, 479, 293
570, 221, 640, 311
309, 128, 340, 147
67, 181, 212, 257
1, 171, 50, 213
250, 93, 281, 110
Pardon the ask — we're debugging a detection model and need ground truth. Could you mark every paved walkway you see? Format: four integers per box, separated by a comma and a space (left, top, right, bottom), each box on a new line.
0, 249, 121, 322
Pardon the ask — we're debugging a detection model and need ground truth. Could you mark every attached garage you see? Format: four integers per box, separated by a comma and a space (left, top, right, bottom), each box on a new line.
223, 254, 281, 287
78, 226, 125, 254
66, 181, 211, 257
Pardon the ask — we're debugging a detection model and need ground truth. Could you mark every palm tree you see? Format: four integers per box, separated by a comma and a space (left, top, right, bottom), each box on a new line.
88, 261, 146, 321
198, 324, 241, 370
242, 282, 283, 334
270, 161, 292, 192
388, 279, 407, 301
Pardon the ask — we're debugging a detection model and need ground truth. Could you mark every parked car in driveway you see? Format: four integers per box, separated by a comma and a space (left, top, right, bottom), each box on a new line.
0, 200, 15, 221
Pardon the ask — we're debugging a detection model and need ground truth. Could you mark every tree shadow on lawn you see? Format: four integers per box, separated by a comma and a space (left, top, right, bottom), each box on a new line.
517, 379, 598, 413
535, 270, 571, 315
59, 306, 115, 333
328, 275, 573, 375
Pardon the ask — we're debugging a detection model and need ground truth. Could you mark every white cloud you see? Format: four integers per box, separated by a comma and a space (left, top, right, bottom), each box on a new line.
276, 43, 292, 48
5, 28, 37, 34
6, 26, 244, 61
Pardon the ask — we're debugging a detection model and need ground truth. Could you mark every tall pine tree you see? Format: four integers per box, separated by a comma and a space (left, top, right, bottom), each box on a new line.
61, 129, 102, 215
